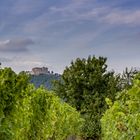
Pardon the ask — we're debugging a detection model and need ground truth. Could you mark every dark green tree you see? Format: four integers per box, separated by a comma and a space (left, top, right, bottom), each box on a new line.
0, 68, 30, 116
54, 56, 121, 139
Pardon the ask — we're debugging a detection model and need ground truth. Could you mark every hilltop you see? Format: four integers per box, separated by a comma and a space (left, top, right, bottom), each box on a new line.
28, 67, 61, 90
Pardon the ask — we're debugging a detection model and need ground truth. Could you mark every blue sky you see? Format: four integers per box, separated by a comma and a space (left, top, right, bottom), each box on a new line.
0, 0, 140, 73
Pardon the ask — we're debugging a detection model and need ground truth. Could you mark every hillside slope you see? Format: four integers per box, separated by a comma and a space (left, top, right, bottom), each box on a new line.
30, 74, 61, 90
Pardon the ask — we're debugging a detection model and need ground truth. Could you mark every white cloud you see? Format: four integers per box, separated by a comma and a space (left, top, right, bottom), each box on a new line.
102, 9, 140, 26
1, 55, 50, 73
49, 1, 140, 26
22, 0, 140, 36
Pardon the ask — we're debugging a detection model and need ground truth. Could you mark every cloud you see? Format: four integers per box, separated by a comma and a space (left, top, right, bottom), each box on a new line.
11, 0, 46, 15
21, 0, 140, 36
4, 56, 50, 73
49, 1, 98, 21
0, 57, 12, 62
49, 1, 140, 26
102, 9, 140, 26
0, 38, 34, 52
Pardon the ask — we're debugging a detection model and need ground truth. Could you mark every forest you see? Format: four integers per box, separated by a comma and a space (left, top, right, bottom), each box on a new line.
0, 55, 140, 140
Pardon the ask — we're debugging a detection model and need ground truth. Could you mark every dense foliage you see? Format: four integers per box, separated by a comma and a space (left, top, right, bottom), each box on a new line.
0, 68, 84, 140
54, 56, 121, 139
101, 73, 140, 140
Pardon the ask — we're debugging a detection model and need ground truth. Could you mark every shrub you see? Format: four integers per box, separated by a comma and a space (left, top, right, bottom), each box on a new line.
101, 73, 140, 140
0, 68, 84, 140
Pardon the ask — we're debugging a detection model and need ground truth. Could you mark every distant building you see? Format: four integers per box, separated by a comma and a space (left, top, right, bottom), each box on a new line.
32, 67, 49, 75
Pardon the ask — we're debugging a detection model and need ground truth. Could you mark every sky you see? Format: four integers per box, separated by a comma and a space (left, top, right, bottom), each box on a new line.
0, 0, 140, 74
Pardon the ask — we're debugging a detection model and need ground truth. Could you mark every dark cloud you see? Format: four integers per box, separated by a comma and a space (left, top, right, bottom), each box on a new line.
0, 38, 34, 52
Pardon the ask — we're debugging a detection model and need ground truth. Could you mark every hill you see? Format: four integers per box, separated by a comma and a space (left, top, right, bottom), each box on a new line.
30, 73, 61, 90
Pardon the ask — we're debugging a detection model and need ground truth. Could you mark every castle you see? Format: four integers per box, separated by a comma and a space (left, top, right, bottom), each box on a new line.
32, 67, 49, 75
26, 67, 59, 76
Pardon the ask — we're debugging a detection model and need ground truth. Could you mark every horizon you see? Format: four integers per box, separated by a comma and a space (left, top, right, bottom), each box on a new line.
0, 0, 140, 74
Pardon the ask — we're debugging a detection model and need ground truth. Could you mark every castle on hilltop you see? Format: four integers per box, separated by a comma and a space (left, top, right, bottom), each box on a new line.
26, 67, 59, 76
32, 67, 49, 75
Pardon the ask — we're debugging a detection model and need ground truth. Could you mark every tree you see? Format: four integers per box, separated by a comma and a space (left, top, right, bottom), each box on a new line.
0, 67, 84, 140
0, 68, 30, 139
30, 73, 61, 90
28, 87, 84, 140
0, 68, 30, 117
101, 73, 140, 140
121, 67, 138, 89
54, 56, 121, 139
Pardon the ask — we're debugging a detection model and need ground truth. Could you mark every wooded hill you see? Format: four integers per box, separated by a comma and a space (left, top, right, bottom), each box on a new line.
30, 73, 61, 90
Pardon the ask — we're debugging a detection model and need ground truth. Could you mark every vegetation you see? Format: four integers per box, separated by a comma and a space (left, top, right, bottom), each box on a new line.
30, 73, 61, 90
120, 67, 138, 89
101, 73, 140, 140
0, 68, 84, 140
0, 56, 139, 140
54, 56, 121, 139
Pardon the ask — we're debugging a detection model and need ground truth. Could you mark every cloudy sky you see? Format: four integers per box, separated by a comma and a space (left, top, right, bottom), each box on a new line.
0, 0, 140, 73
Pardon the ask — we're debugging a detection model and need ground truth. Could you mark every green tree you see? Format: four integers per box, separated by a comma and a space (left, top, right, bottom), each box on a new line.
30, 73, 61, 90
0, 68, 29, 116
54, 56, 120, 139
101, 73, 140, 140
28, 87, 84, 140
0, 68, 30, 139
0, 68, 84, 140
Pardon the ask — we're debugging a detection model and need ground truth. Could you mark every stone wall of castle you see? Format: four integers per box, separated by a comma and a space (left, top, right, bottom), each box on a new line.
32, 67, 49, 75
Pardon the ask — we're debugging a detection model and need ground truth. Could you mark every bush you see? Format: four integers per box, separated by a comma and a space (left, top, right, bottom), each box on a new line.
101, 73, 140, 140
0, 68, 84, 140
